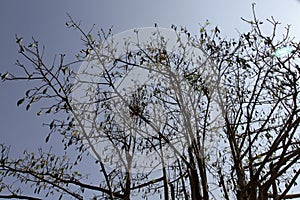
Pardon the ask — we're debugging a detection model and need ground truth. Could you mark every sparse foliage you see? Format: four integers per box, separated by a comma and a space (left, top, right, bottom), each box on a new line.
1, 5, 300, 200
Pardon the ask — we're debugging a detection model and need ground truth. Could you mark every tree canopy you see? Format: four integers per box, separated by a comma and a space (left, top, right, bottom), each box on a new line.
1, 6, 300, 200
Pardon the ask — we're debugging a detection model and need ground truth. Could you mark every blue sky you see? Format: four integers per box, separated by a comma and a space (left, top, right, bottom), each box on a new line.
2, 0, 299, 151
0, 0, 300, 198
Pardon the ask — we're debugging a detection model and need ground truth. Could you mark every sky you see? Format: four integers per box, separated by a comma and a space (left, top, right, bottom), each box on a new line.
0, 0, 300, 199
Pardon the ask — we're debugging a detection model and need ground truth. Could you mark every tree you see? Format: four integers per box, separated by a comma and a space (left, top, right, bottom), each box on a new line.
1, 5, 300, 199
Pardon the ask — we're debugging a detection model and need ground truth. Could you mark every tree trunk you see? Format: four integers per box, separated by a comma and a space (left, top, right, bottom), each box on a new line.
188, 148, 202, 200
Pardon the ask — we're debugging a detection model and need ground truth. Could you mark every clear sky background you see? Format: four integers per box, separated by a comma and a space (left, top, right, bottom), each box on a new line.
0, 0, 300, 198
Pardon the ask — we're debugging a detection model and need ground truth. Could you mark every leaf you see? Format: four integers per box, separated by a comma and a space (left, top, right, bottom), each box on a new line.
26, 104, 31, 111
45, 108, 52, 114
19, 45, 25, 53
85, 48, 91, 56
87, 34, 93, 41
1, 72, 9, 80
42, 88, 47, 94
17, 98, 25, 106
28, 43, 35, 48
30, 96, 36, 104
16, 37, 23, 44
62, 66, 68, 75
49, 121, 54, 130
25, 90, 31, 97
45, 134, 51, 143
68, 121, 73, 129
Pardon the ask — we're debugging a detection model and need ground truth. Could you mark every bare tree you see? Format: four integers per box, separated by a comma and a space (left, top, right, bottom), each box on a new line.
1, 5, 300, 200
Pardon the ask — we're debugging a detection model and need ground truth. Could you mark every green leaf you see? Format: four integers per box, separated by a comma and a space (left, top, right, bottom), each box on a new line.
17, 98, 25, 106
85, 48, 91, 56
274, 46, 292, 58
87, 34, 93, 41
